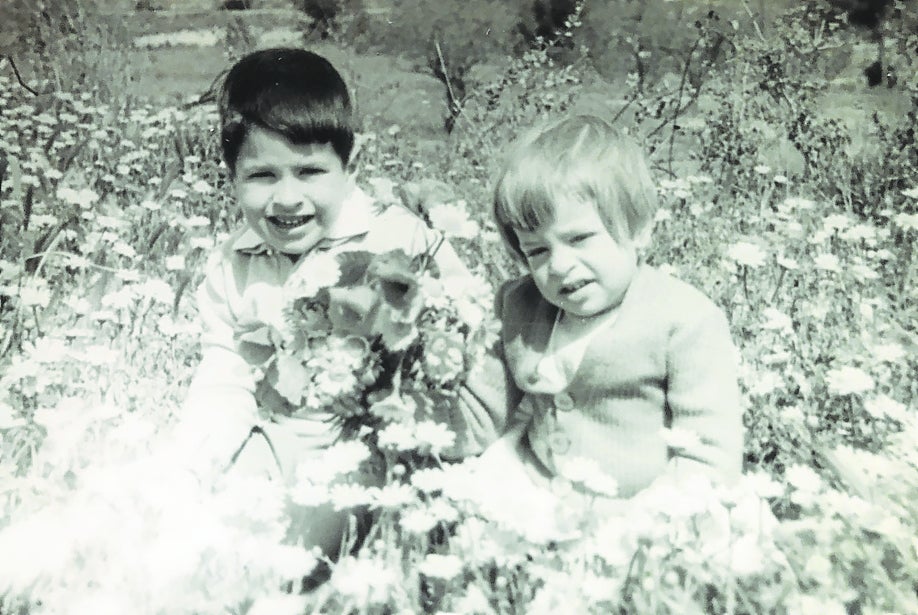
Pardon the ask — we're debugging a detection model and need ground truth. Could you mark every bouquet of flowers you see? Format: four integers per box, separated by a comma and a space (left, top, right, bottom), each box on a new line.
242, 227, 498, 461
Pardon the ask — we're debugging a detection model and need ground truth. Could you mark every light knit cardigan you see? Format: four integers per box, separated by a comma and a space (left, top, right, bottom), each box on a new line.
498, 265, 744, 497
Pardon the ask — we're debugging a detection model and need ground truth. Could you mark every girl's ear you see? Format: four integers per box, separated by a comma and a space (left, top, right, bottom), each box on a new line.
633, 224, 653, 250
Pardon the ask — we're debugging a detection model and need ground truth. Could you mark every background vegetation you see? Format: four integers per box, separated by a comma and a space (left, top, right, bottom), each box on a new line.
0, 0, 916, 613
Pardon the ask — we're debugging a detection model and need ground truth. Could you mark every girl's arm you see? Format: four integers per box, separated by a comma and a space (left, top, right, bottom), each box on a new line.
664, 303, 744, 484
439, 347, 521, 459
392, 215, 521, 459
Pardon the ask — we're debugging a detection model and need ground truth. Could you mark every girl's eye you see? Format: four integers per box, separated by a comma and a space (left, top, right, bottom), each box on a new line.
246, 170, 274, 180
523, 247, 547, 259
571, 233, 593, 244
298, 166, 324, 177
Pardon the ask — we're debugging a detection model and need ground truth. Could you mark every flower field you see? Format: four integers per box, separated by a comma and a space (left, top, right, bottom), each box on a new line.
1, 1, 917, 613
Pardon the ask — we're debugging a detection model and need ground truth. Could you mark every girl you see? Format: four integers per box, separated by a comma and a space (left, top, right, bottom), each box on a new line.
482, 114, 743, 519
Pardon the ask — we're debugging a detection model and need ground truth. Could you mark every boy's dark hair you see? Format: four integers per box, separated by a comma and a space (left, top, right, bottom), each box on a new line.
218, 47, 356, 174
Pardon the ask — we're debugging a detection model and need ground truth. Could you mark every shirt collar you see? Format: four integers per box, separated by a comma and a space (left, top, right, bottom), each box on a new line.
232, 185, 377, 256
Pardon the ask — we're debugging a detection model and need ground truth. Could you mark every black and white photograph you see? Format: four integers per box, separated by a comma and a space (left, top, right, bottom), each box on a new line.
0, 0, 915, 613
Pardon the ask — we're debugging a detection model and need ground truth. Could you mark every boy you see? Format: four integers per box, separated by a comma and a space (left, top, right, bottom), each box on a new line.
180, 48, 510, 557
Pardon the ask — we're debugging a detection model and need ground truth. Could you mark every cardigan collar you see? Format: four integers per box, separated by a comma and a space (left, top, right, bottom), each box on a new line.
503, 265, 652, 391
231, 186, 377, 256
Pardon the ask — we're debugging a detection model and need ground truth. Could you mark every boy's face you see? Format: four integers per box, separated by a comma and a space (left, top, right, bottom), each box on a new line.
516, 199, 639, 318
233, 125, 352, 255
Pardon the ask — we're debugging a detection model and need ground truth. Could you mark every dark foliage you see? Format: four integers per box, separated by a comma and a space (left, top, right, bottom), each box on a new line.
824, 0, 894, 29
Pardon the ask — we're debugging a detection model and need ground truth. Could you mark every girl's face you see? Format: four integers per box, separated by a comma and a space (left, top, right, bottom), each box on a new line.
516, 199, 639, 318
233, 125, 353, 255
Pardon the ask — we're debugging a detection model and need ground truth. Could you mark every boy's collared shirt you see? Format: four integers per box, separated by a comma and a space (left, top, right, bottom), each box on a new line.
182, 186, 502, 467
185, 189, 439, 449
197, 187, 447, 358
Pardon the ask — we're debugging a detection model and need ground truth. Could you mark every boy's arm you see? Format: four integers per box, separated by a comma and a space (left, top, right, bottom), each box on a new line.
175, 254, 261, 466
664, 304, 744, 484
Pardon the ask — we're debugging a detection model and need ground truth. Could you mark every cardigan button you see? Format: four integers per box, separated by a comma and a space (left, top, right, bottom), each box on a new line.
548, 431, 571, 454
553, 392, 574, 412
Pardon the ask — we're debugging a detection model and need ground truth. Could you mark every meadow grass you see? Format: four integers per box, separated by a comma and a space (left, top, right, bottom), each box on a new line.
0, 1, 916, 613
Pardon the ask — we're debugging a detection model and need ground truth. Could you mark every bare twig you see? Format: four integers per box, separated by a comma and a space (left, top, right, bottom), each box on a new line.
666, 35, 704, 176
181, 68, 227, 110
645, 71, 703, 141
610, 95, 638, 125
0, 55, 41, 96
740, 0, 768, 43
434, 37, 459, 118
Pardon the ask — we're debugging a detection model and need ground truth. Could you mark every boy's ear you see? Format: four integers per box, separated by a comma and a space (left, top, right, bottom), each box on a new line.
346, 133, 366, 178
346, 161, 359, 184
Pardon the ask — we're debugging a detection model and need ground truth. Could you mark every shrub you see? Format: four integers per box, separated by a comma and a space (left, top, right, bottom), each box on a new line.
296, 0, 366, 39
516, 0, 579, 43
683, 1, 918, 219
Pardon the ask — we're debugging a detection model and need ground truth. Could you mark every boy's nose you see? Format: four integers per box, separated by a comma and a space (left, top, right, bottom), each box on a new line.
272, 177, 303, 208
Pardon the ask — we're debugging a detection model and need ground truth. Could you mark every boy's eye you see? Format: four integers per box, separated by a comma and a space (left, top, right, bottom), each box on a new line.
246, 170, 274, 180
571, 233, 593, 244
298, 166, 324, 177
522, 246, 547, 259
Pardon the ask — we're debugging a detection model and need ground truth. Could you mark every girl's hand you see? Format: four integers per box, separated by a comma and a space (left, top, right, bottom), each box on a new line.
476, 423, 526, 467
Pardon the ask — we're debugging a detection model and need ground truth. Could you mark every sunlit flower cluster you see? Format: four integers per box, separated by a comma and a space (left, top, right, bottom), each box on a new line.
133, 29, 221, 49
263, 245, 496, 436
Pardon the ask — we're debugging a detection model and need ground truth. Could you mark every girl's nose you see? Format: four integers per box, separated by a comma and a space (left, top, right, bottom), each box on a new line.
547, 249, 575, 277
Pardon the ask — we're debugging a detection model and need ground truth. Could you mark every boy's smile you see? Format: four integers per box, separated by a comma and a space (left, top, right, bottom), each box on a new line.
516, 199, 640, 318
233, 125, 353, 255
268, 214, 314, 229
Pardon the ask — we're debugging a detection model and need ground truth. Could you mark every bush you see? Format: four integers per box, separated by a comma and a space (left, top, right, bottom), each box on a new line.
2, 1, 139, 101
516, 0, 579, 43
296, 0, 365, 39
683, 1, 918, 215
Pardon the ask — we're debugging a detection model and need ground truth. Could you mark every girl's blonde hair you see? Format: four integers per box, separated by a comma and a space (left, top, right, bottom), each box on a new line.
493, 114, 659, 260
